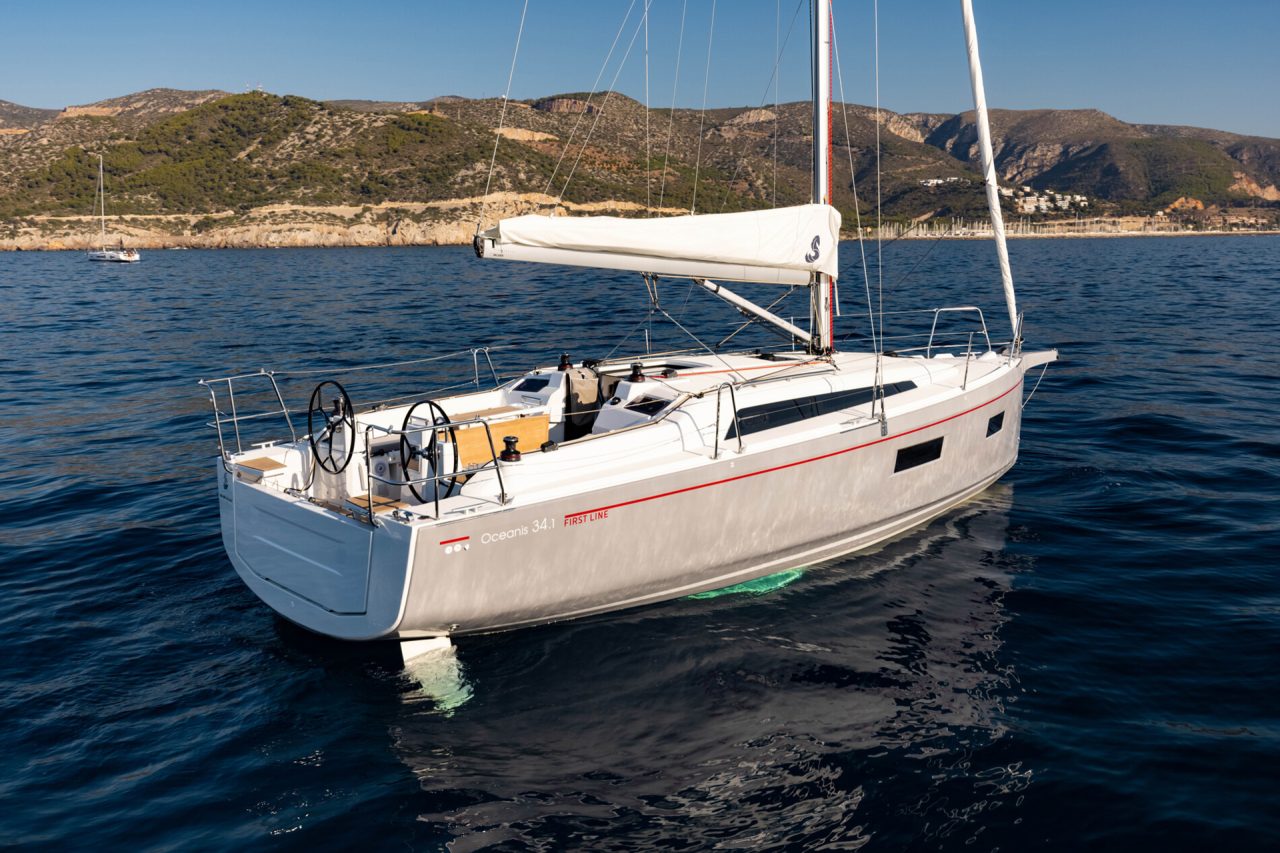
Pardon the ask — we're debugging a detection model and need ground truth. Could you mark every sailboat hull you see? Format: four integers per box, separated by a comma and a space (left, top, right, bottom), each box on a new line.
220, 364, 1029, 641
208, 0, 1057, 648
88, 250, 140, 263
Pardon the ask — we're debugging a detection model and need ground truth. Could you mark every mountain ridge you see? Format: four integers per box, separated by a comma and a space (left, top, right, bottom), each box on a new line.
1, 88, 1276, 248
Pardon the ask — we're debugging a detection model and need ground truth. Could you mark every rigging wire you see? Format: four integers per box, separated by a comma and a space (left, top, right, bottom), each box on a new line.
605, 276, 760, 383
690, 0, 717, 214
543, 0, 638, 204
830, 4, 874, 347
716, 0, 805, 213
874, 216, 925, 250
715, 286, 800, 349
1022, 363, 1050, 409
557, 5, 650, 206
655, 300, 747, 380
885, 230, 946, 291
808, 3, 815, 195
479, 0, 529, 231
657, 0, 688, 212
873, 0, 886, 418
835, 231, 949, 352
644, 0, 651, 213
773, 0, 780, 208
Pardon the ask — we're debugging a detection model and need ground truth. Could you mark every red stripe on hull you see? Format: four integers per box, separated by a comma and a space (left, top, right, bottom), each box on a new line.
563, 380, 1021, 523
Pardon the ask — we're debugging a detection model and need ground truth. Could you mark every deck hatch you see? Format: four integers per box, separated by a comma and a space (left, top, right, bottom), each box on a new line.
627, 396, 672, 416
513, 376, 551, 393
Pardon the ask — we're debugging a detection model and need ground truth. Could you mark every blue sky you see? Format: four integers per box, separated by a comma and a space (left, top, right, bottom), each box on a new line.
3, 1, 1277, 138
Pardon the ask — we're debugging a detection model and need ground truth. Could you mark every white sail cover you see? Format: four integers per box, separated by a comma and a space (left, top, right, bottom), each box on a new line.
479, 204, 841, 286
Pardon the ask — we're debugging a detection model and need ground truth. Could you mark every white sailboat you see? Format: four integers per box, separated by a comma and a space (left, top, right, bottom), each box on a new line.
201, 0, 1055, 661
87, 154, 140, 263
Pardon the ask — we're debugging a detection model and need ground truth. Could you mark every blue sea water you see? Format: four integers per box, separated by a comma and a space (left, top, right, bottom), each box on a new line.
1, 237, 1277, 850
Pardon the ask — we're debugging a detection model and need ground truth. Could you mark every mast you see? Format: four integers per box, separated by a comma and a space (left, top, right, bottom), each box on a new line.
808, 0, 834, 354
961, 0, 1019, 343
98, 154, 106, 248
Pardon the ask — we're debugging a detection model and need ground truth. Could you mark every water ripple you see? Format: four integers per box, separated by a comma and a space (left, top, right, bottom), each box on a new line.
1, 239, 1278, 849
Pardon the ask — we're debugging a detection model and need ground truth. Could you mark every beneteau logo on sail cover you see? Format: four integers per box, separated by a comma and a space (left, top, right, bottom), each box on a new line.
804, 235, 821, 263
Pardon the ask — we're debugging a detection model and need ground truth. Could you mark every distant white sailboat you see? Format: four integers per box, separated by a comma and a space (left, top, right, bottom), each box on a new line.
87, 154, 139, 263
200, 0, 1055, 662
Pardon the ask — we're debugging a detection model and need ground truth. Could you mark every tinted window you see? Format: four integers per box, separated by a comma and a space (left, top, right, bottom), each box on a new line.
894, 436, 944, 472
986, 411, 1005, 437
728, 381, 916, 439
514, 376, 551, 393
627, 396, 670, 416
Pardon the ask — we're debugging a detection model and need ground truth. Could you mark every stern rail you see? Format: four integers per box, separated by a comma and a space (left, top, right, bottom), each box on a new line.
198, 369, 296, 465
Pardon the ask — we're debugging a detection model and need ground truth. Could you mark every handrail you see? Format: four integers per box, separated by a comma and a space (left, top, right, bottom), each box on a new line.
227, 378, 242, 455
197, 369, 295, 461
472, 346, 501, 388
926, 306, 992, 358
198, 347, 504, 460
839, 304, 1009, 353
963, 332, 975, 390
878, 340, 1013, 357
270, 345, 516, 379
198, 383, 233, 471
712, 382, 743, 459
202, 408, 295, 429
359, 415, 511, 524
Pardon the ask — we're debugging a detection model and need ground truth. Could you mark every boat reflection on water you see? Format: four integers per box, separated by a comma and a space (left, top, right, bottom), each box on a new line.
389, 484, 1027, 848
402, 645, 474, 715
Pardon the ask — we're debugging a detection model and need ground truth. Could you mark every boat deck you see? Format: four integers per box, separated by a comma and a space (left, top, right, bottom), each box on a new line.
221, 347, 1014, 531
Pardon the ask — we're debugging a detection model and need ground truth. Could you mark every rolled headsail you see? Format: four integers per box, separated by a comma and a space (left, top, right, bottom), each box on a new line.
962, 0, 1019, 340
477, 204, 841, 287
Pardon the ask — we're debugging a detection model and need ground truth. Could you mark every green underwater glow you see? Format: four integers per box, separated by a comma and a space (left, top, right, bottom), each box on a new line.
686, 568, 805, 600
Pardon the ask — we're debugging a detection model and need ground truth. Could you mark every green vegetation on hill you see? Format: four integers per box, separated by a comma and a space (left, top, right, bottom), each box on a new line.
5, 94, 317, 215
0, 93, 745, 217
0, 89, 1276, 225
1031, 138, 1239, 207
1129, 138, 1239, 205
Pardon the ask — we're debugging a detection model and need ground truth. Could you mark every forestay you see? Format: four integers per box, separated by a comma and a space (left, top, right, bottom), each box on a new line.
477, 204, 841, 286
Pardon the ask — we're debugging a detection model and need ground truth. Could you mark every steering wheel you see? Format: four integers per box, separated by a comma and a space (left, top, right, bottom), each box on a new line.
307, 380, 355, 474
399, 399, 459, 503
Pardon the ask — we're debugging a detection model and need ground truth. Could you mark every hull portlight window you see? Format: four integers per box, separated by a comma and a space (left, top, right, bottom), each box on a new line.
894, 436, 944, 473
986, 411, 1005, 437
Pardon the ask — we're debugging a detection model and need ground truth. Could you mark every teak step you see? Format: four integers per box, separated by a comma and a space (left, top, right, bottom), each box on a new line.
346, 494, 408, 514
236, 456, 287, 473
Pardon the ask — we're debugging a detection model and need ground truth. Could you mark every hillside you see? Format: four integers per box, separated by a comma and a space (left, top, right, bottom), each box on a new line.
925, 108, 1280, 206
0, 100, 59, 130
1, 88, 1277, 249
0, 89, 1002, 223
